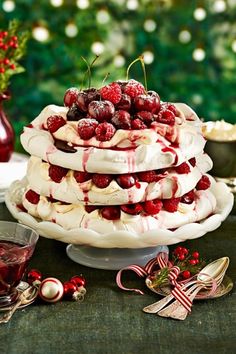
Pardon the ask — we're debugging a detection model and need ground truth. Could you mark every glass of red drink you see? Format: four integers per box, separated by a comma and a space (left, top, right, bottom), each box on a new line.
0, 221, 39, 307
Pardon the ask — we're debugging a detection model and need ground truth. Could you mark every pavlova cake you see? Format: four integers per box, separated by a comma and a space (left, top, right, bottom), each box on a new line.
18, 78, 217, 238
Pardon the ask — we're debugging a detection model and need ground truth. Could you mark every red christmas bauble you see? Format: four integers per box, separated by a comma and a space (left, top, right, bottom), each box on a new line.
70, 275, 86, 288
39, 277, 64, 303
27, 269, 42, 286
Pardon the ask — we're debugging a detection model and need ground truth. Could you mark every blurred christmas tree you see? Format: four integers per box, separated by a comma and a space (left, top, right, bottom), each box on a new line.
0, 0, 236, 151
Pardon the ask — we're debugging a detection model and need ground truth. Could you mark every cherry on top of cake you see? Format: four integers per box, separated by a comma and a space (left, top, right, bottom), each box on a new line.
45, 79, 182, 143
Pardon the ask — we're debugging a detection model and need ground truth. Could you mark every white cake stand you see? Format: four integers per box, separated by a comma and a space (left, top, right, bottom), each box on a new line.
5, 178, 234, 270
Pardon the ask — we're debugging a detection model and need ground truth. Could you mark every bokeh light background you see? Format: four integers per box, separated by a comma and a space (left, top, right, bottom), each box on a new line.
1, 0, 236, 151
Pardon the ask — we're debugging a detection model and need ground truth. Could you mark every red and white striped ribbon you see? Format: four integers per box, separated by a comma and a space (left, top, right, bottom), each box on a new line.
116, 251, 195, 312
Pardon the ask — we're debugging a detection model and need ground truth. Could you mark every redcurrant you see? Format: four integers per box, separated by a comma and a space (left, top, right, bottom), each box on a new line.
189, 259, 197, 265
178, 254, 185, 261
182, 248, 189, 255
192, 251, 199, 259
182, 270, 191, 279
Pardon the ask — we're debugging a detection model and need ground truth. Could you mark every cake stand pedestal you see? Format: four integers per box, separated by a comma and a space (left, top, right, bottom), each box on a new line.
66, 244, 169, 270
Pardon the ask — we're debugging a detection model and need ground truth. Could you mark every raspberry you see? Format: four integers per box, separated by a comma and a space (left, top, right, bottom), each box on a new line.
100, 82, 122, 104
77, 119, 98, 140
47, 115, 66, 133
189, 157, 196, 167
25, 189, 40, 204
131, 119, 147, 130
196, 175, 211, 190
124, 79, 145, 99
161, 103, 178, 116
135, 111, 154, 126
48, 164, 68, 183
92, 174, 113, 188
74, 171, 92, 183
137, 170, 157, 183
95, 122, 116, 141
64, 87, 79, 107
157, 109, 175, 126
85, 205, 98, 213
111, 110, 131, 130
116, 174, 137, 189
143, 199, 163, 215
162, 198, 180, 212
101, 206, 121, 220
181, 190, 195, 204
121, 203, 143, 215
175, 162, 190, 174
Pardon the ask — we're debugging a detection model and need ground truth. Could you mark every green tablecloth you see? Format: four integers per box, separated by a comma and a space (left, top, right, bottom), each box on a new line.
0, 202, 236, 354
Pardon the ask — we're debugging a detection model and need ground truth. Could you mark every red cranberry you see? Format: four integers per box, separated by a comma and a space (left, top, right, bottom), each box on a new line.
88, 100, 115, 122
25, 189, 40, 204
101, 206, 121, 220
64, 87, 79, 107
116, 174, 137, 189
74, 171, 92, 183
120, 203, 143, 215
134, 91, 160, 113
181, 191, 195, 204
85, 205, 98, 213
111, 110, 131, 130
115, 93, 131, 111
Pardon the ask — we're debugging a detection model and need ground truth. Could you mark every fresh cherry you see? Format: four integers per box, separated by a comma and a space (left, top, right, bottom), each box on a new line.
64, 87, 79, 107
111, 110, 131, 130
115, 93, 131, 111
134, 91, 160, 113
76, 88, 100, 112
66, 106, 85, 121
88, 100, 115, 122
116, 174, 136, 189
101, 206, 121, 220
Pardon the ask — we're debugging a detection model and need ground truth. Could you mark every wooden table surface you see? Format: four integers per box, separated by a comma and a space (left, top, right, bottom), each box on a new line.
0, 202, 236, 354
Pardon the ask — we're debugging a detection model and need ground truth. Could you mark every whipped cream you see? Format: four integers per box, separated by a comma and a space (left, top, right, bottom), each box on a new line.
203, 120, 236, 141
26, 154, 212, 205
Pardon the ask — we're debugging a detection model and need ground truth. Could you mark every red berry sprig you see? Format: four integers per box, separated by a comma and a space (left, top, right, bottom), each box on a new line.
150, 246, 206, 287
0, 20, 29, 94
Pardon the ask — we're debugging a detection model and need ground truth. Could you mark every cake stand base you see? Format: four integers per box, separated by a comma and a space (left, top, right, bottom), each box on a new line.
66, 244, 169, 270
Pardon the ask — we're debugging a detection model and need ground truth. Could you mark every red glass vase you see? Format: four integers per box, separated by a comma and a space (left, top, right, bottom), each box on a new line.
0, 91, 15, 162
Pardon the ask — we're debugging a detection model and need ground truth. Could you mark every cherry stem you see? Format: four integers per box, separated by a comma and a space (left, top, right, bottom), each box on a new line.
126, 55, 148, 92
102, 72, 110, 86
81, 55, 99, 89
